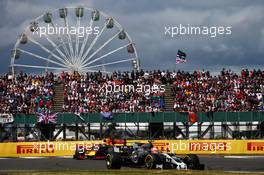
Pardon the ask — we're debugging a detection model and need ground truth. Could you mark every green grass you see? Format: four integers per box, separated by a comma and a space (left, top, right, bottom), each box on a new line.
0, 170, 263, 175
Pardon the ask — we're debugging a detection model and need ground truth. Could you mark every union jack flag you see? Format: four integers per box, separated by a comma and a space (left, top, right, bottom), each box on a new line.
176, 50, 187, 64
37, 112, 58, 124
74, 112, 85, 122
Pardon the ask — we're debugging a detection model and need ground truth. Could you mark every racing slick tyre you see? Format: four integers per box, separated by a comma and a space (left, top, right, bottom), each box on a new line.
183, 154, 204, 170
144, 154, 162, 169
131, 151, 140, 164
106, 153, 122, 169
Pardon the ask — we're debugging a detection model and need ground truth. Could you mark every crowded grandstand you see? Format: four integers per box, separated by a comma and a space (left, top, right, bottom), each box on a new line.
0, 68, 263, 115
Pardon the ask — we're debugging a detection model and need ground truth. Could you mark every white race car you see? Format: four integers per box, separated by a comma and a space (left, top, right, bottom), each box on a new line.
106, 142, 204, 170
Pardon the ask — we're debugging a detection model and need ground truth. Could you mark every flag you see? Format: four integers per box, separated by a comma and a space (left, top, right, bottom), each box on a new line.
74, 112, 85, 122
188, 112, 197, 123
37, 112, 58, 124
101, 111, 113, 120
100, 105, 113, 120
176, 50, 187, 64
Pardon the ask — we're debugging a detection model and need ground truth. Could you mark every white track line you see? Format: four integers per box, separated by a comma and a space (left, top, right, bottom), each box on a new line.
54, 156, 72, 158
227, 171, 264, 174
21, 157, 47, 159
224, 156, 264, 159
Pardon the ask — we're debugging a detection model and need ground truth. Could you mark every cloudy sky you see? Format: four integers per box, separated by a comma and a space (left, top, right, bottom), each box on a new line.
0, 0, 263, 74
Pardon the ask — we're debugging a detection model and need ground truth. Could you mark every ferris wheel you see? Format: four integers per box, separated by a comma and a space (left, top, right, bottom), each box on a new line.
10, 6, 140, 74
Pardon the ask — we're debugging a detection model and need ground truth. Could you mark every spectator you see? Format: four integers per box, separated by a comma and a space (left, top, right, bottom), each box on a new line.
0, 72, 54, 114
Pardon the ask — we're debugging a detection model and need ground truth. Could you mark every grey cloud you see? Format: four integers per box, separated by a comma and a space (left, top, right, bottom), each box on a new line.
0, 0, 263, 74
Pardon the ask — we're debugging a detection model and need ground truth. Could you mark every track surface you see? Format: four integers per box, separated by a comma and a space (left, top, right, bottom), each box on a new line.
0, 156, 264, 172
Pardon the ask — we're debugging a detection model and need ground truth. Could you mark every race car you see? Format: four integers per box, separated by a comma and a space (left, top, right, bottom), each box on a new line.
73, 144, 109, 160
105, 142, 204, 170
73, 138, 128, 160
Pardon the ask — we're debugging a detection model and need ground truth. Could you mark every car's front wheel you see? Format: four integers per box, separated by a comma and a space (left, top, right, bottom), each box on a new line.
183, 154, 202, 170
145, 154, 155, 169
106, 153, 122, 169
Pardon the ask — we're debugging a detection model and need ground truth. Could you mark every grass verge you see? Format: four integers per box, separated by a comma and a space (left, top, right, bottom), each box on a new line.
0, 170, 263, 175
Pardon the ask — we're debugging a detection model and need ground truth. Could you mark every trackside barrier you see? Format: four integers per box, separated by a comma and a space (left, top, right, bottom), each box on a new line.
13, 112, 264, 124
0, 140, 263, 157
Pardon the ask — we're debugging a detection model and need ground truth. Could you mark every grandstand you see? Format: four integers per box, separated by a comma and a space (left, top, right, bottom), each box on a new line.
1, 69, 263, 114
0, 69, 263, 142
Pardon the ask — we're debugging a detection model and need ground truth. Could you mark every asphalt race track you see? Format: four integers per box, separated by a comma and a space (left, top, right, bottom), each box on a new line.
0, 156, 264, 172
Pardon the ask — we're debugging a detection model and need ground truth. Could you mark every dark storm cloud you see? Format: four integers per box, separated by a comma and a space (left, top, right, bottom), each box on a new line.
93, 0, 264, 71
0, 0, 263, 73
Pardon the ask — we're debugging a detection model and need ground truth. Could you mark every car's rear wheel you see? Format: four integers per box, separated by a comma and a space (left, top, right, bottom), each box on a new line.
145, 154, 159, 169
106, 153, 122, 169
